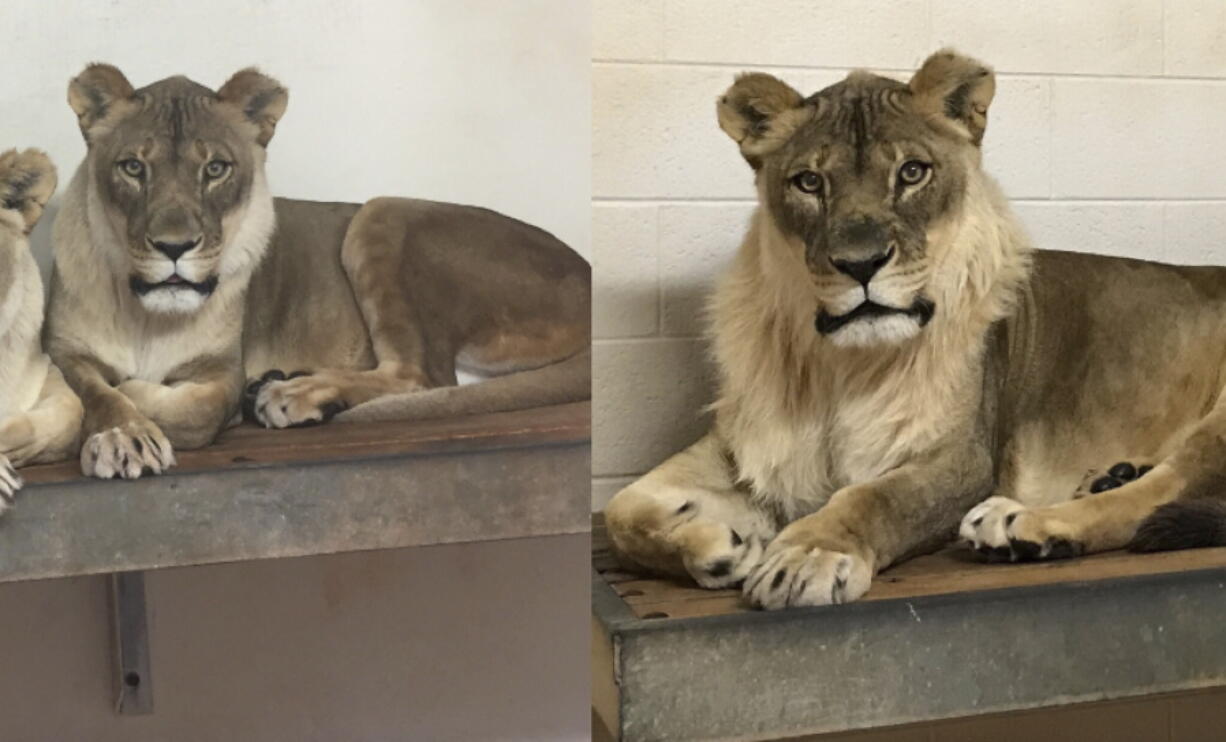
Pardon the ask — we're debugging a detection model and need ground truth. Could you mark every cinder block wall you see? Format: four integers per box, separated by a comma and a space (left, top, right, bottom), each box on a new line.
592, 0, 1226, 509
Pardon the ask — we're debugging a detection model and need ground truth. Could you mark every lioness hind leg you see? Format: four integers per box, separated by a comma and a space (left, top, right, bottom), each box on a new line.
248, 205, 446, 428
604, 435, 776, 589
961, 399, 1226, 561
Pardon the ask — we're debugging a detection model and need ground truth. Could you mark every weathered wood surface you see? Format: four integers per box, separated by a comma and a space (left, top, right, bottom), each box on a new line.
0, 403, 590, 584
594, 517, 1226, 619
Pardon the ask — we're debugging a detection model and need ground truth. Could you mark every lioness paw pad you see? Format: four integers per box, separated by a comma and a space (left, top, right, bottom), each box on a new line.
1076, 460, 1154, 497
743, 544, 870, 610
960, 496, 1084, 562
252, 372, 348, 429
81, 424, 175, 480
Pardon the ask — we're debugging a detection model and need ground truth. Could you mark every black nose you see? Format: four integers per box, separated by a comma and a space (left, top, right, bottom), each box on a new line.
830, 247, 895, 286
148, 237, 201, 262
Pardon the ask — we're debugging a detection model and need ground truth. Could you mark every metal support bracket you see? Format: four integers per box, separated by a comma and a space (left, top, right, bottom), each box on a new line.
109, 571, 153, 714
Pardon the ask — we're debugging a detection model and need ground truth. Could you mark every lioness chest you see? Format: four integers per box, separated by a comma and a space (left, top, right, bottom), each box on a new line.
722, 352, 974, 520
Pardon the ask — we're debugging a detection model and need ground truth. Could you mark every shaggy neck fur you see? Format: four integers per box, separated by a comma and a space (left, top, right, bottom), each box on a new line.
708, 168, 1032, 518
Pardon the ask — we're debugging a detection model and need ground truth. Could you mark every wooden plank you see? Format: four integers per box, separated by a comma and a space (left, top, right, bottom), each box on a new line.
593, 517, 1226, 619
21, 401, 590, 485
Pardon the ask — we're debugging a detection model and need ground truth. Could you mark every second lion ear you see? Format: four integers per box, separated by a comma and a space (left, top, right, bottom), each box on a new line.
717, 73, 812, 169
909, 49, 996, 146
67, 63, 137, 142
217, 68, 288, 148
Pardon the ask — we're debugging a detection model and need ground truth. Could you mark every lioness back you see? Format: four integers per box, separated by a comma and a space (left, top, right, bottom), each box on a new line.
244, 195, 591, 382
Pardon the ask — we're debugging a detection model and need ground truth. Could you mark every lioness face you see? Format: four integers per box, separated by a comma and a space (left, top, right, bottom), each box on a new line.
719, 51, 996, 348
67, 65, 287, 315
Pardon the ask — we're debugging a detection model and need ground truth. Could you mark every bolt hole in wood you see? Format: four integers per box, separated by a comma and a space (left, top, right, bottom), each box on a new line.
123, 672, 141, 689
642, 612, 669, 619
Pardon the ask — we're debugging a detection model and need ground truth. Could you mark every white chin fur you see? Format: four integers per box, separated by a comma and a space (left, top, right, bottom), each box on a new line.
827, 314, 923, 348
137, 286, 208, 315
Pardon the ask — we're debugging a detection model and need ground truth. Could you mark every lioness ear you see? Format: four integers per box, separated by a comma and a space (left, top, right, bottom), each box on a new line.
717, 73, 810, 169
217, 68, 288, 147
0, 149, 57, 234
909, 49, 995, 146
67, 63, 136, 141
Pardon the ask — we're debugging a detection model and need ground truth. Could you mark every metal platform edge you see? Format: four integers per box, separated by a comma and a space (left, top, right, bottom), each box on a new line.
593, 563, 1226, 741
0, 438, 590, 584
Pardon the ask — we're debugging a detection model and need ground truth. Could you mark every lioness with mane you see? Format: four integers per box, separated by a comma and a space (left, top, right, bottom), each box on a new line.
0, 149, 83, 504
47, 64, 590, 480
605, 49, 1226, 610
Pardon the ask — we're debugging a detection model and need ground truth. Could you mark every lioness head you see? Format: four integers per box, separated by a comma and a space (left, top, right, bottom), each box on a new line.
718, 50, 998, 348
67, 64, 287, 315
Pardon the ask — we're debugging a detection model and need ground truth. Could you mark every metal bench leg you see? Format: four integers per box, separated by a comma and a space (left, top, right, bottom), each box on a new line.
110, 571, 153, 714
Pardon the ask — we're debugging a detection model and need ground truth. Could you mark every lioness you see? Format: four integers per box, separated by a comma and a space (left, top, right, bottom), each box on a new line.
604, 49, 1226, 610
47, 64, 591, 480
0, 149, 83, 504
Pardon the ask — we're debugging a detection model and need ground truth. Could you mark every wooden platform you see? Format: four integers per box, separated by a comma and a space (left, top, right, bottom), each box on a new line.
0, 402, 590, 583
592, 517, 1226, 741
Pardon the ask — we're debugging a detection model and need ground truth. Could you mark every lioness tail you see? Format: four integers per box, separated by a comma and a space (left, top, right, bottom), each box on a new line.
336, 346, 590, 424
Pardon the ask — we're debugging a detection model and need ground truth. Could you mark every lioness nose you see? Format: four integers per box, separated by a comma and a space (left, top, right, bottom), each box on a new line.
830, 247, 895, 286
148, 236, 202, 262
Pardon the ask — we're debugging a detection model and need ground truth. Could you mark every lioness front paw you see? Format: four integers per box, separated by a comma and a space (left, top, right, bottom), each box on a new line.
743, 541, 872, 609
675, 518, 766, 589
81, 422, 175, 479
960, 496, 1084, 562
249, 370, 348, 429
0, 455, 21, 513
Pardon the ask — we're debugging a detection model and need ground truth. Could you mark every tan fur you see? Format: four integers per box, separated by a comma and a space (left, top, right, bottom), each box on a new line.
0, 149, 84, 509
606, 49, 1226, 610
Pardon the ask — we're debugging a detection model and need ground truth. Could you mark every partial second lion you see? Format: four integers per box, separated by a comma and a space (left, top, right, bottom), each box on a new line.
605, 49, 1226, 609
45, 64, 591, 480
0, 149, 84, 505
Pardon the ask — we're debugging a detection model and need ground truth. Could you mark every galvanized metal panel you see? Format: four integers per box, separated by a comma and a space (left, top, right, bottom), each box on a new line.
595, 568, 1226, 741
0, 440, 588, 583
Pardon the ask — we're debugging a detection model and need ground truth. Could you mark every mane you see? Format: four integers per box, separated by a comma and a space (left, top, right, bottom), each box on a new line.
705, 166, 1032, 515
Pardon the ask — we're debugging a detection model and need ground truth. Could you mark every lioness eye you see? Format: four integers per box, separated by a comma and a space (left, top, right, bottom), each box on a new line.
792, 170, 823, 194
898, 160, 930, 185
119, 159, 145, 179
204, 160, 231, 179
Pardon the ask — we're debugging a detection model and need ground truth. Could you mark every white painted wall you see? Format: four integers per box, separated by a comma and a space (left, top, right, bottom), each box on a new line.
592, 0, 1226, 508
6, 0, 590, 265
1, 1, 590, 739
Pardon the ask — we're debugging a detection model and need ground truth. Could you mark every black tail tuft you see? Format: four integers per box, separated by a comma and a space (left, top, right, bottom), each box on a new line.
1128, 500, 1226, 553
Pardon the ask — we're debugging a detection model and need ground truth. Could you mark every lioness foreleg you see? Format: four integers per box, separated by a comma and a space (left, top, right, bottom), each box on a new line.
604, 434, 777, 589
744, 445, 992, 609
0, 366, 83, 467
58, 356, 176, 479
117, 366, 240, 449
